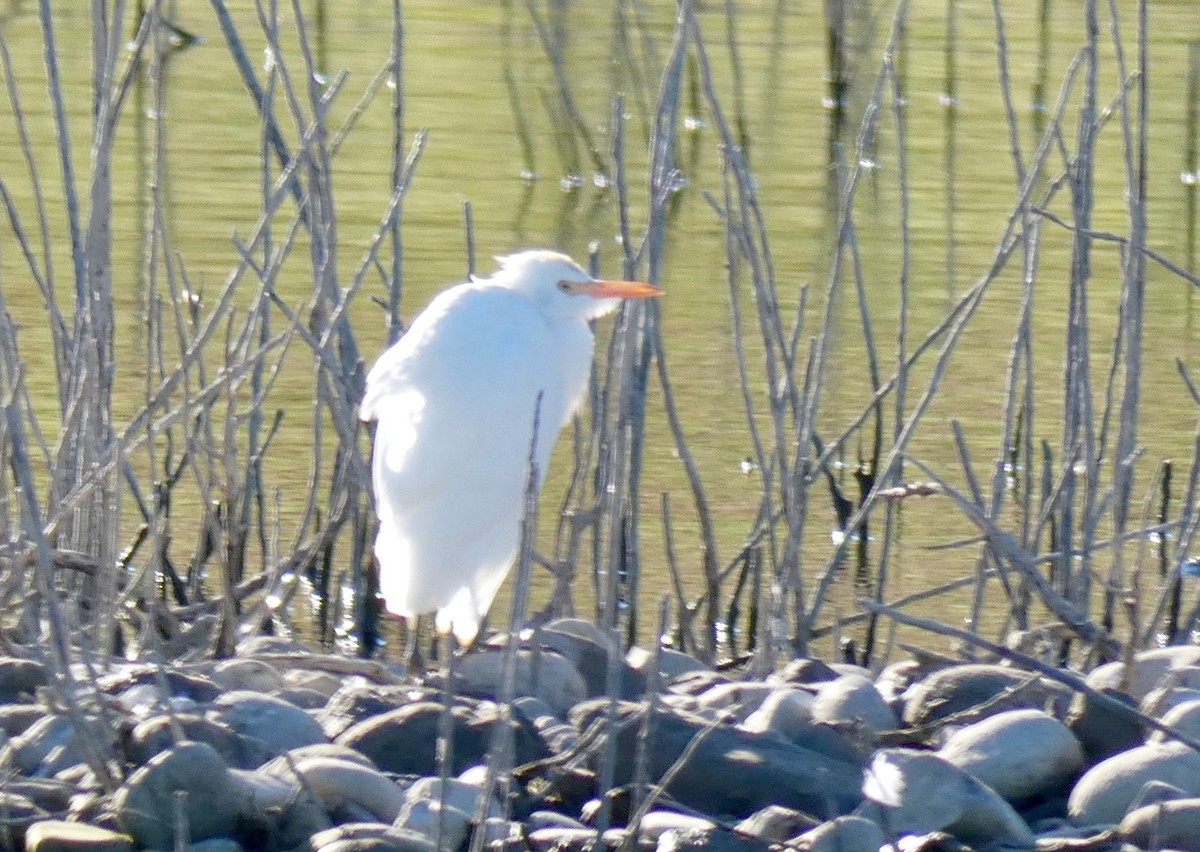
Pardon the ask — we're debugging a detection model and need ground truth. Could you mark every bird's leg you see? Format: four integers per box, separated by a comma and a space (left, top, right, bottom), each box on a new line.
434, 634, 458, 848
401, 616, 428, 677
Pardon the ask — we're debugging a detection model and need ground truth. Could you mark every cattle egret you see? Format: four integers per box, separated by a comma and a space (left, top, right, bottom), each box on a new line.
360, 250, 662, 646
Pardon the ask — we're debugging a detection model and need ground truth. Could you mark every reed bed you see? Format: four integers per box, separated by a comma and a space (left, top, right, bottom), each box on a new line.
0, 0, 1196, 689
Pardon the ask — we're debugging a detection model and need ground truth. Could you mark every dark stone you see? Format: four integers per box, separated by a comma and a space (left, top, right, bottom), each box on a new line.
0, 658, 49, 702
128, 713, 267, 769
572, 700, 863, 820
207, 691, 326, 758
96, 667, 222, 704
667, 670, 732, 696
776, 657, 840, 685
336, 700, 549, 776
537, 625, 647, 700
0, 704, 48, 737
317, 683, 433, 740
902, 663, 1070, 726
1065, 686, 1144, 765
112, 741, 241, 849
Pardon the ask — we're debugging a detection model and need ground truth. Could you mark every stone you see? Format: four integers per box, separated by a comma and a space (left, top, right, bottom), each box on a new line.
403, 776, 503, 822
0, 658, 48, 703
627, 646, 711, 683
811, 673, 898, 734
206, 690, 326, 758
112, 741, 242, 849
737, 687, 815, 741
1149, 699, 1200, 744
791, 815, 887, 852
1087, 647, 1200, 701
693, 681, 774, 722
902, 663, 1069, 726
24, 820, 133, 852
1119, 797, 1200, 851
633, 811, 715, 842
860, 748, 1034, 847
937, 708, 1083, 803
1065, 686, 1144, 765
454, 649, 587, 718
208, 658, 286, 693
733, 804, 819, 841
2, 715, 78, 775
573, 700, 863, 819
393, 798, 470, 850
774, 657, 840, 685
1068, 741, 1200, 825
127, 713, 261, 769
286, 756, 405, 822
335, 701, 547, 776
538, 619, 647, 699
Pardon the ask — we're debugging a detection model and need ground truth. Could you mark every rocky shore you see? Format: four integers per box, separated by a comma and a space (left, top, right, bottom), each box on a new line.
6, 619, 1200, 851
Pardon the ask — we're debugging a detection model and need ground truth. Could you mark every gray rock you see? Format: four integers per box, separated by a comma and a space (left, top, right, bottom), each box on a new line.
207, 690, 326, 758
394, 798, 470, 850
0, 704, 48, 737
283, 669, 343, 699
538, 619, 647, 699
208, 658, 286, 693
228, 768, 331, 848
289, 756, 405, 822
0, 658, 48, 702
97, 666, 222, 704
902, 663, 1069, 726
526, 811, 587, 832
1068, 741, 1200, 825
737, 687, 815, 741
937, 708, 1083, 803
317, 683, 430, 740
0, 792, 48, 845
1141, 685, 1200, 718
3, 715, 86, 776
258, 743, 379, 776
311, 822, 438, 852
335, 700, 548, 776
527, 827, 625, 851
733, 804, 819, 841
128, 713, 261, 769
652, 826, 759, 850
573, 700, 863, 819
403, 775, 502, 822
773, 657, 840, 685
113, 741, 242, 849
634, 811, 715, 842
455, 649, 587, 717
860, 747, 1034, 847
627, 646, 711, 683
693, 681, 774, 722
792, 815, 887, 852
811, 673, 897, 734
24, 819, 133, 852
1119, 797, 1200, 851
271, 686, 329, 710
1066, 686, 1144, 764
1087, 647, 1200, 700
1149, 699, 1200, 744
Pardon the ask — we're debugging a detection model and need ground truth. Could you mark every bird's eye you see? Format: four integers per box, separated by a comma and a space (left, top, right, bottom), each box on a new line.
556, 280, 572, 293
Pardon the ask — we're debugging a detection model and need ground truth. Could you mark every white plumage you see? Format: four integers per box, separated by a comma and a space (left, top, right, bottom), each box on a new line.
360, 250, 661, 645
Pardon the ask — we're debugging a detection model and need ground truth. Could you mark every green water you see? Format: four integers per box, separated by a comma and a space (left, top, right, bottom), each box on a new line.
1, 1, 1198, 657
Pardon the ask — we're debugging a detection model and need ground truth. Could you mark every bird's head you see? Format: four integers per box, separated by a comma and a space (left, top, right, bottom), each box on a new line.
493, 250, 662, 321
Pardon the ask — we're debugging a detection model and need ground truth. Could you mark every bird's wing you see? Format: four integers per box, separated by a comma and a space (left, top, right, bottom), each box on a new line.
362, 283, 559, 515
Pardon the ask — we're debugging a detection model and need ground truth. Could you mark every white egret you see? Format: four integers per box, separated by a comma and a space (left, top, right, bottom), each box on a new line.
360, 250, 662, 647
